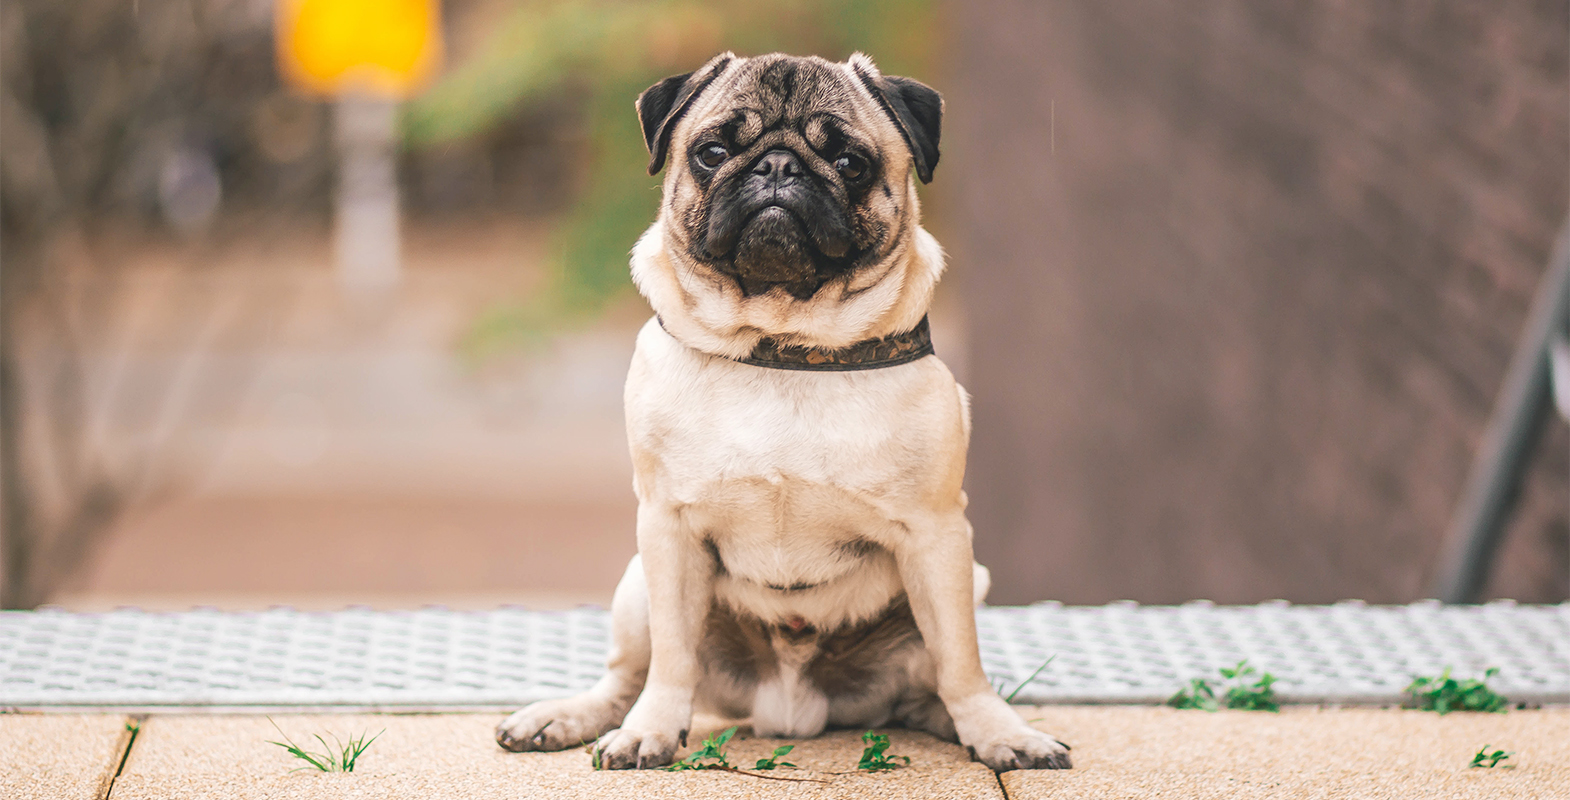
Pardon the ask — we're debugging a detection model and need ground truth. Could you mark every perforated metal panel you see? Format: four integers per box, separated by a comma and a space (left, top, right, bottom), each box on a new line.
1, 601, 1564, 711
978, 600, 1568, 705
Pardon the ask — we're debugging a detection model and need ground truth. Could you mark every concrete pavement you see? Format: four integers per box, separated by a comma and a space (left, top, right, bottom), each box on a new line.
0, 714, 134, 800
2, 708, 1566, 799
1011, 706, 1570, 799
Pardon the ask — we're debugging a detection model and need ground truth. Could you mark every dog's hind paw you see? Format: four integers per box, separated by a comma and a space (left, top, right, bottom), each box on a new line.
496, 694, 627, 753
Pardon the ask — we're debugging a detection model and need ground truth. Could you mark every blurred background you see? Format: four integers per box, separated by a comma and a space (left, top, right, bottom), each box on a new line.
0, 0, 1564, 612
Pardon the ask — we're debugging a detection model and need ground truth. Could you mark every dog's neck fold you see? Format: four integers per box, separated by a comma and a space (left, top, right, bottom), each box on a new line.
631, 217, 946, 362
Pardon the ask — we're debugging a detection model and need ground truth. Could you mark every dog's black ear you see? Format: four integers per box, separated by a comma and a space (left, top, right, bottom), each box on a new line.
852, 59, 943, 184
636, 54, 733, 176
879, 76, 942, 183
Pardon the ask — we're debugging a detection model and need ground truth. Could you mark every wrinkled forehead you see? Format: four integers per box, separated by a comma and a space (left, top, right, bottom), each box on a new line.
679, 56, 890, 150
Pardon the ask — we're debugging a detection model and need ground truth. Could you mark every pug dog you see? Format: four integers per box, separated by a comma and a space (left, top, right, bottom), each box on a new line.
496, 52, 1071, 772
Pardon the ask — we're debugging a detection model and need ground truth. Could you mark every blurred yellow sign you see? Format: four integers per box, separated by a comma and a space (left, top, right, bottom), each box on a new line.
276, 0, 442, 98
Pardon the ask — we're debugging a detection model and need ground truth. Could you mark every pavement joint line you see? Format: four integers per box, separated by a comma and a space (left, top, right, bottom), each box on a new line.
991, 765, 1012, 799
95, 714, 142, 800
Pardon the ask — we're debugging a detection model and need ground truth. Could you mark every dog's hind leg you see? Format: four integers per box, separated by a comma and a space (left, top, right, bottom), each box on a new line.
893, 691, 958, 741
496, 556, 651, 752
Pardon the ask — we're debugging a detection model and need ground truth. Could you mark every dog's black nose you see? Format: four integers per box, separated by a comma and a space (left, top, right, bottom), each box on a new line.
752, 149, 803, 180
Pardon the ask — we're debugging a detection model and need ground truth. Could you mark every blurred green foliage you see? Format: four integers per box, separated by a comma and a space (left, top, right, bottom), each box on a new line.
402, 0, 937, 361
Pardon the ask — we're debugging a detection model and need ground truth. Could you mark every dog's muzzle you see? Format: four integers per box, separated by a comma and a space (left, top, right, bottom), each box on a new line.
702, 148, 855, 289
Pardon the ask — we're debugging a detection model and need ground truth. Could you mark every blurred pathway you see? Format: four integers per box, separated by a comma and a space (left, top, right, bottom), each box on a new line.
56, 220, 643, 610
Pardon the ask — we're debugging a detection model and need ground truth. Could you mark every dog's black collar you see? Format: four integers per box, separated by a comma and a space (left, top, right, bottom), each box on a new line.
658, 315, 934, 371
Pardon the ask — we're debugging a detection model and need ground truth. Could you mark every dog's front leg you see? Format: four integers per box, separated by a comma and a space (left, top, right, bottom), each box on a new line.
593, 502, 711, 769
898, 512, 1072, 771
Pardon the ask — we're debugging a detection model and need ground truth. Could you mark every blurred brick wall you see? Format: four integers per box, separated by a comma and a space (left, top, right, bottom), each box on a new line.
948, 2, 1569, 604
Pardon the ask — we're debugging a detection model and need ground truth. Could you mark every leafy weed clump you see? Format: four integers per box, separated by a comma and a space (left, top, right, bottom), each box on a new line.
266, 718, 383, 773
1167, 660, 1279, 712
653, 726, 822, 783
663, 726, 738, 772
1168, 676, 1219, 710
1407, 667, 1507, 714
856, 730, 911, 771
1469, 745, 1514, 769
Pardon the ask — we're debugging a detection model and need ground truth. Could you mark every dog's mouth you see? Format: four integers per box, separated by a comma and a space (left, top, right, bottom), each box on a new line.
734, 206, 810, 277
699, 173, 861, 298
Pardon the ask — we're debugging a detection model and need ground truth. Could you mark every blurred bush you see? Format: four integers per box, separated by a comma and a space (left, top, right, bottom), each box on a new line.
401, 0, 939, 362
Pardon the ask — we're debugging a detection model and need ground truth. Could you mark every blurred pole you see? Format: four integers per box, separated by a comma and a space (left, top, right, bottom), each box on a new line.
333, 96, 401, 294
1430, 222, 1570, 603
1552, 335, 1570, 604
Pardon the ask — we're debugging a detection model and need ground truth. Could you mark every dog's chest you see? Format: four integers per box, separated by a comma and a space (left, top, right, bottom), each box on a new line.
647, 378, 912, 558
630, 345, 937, 509
626, 320, 962, 553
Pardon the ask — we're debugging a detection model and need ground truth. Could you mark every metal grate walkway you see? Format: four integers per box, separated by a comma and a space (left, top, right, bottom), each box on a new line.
1, 601, 1565, 711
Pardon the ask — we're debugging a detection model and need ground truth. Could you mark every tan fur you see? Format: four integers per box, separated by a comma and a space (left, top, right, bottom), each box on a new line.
497, 52, 1070, 772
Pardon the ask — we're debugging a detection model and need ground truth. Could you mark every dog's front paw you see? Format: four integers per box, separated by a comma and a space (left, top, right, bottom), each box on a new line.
967, 724, 1071, 771
951, 693, 1072, 771
593, 725, 684, 770
496, 694, 626, 752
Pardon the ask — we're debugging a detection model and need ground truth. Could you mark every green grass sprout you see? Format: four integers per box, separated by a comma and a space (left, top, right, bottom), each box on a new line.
856, 730, 911, 771
265, 717, 383, 773
1469, 745, 1514, 768
993, 655, 1058, 703
1168, 660, 1279, 711
1407, 667, 1508, 714
753, 744, 796, 770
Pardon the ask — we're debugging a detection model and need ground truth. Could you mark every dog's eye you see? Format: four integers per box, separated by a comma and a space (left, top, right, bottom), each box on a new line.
696, 144, 729, 169
834, 153, 868, 181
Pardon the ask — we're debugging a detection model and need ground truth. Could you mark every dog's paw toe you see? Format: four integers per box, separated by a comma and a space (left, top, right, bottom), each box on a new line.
495, 724, 538, 752
593, 727, 680, 770
970, 728, 1072, 771
496, 696, 624, 753
495, 710, 564, 753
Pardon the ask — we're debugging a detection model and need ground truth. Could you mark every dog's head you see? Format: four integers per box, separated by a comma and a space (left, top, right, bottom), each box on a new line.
637, 52, 941, 303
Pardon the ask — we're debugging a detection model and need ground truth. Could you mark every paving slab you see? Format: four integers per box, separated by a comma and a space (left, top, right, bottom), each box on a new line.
0, 713, 134, 800
1007, 706, 1570, 799
111, 713, 1002, 799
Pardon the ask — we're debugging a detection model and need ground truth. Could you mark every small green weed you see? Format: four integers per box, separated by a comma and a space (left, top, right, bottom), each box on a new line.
993, 656, 1057, 703
1220, 660, 1279, 711
1406, 667, 1507, 714
753, 744, 796, 770
856, 730, 911, 771
1469, 745, 1514, 768
265, 718, 382, 773
1167, 660, 1279, 712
